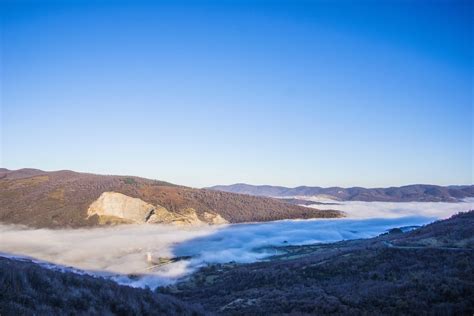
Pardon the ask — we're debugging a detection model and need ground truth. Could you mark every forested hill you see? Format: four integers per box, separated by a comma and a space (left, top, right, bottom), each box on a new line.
0, 168, 342, 228
209, 183, 474, 202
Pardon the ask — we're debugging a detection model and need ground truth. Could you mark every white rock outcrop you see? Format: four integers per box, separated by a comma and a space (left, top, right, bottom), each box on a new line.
87, 192, 156, 224
203, 212, 228, 225
87, 191, 229, 226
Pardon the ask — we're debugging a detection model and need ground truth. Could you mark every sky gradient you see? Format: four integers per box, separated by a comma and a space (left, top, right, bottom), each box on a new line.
1, 0, 472, 187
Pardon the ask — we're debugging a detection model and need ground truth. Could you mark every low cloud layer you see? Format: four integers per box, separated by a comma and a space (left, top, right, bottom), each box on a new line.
0, 199, 472, 288
0, 224, 216, 287
307, 198, 474, 219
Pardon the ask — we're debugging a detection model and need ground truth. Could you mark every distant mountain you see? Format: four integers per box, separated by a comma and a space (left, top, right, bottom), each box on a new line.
0, 169, 342, 228
208, 183, 474, 202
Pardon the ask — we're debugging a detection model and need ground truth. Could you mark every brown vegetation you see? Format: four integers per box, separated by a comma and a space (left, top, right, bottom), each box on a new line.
0, 168, 342, 228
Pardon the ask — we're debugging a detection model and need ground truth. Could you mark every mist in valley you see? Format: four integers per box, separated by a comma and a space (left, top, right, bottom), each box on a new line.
306, 198, 474, 219
0, 200, 472, 289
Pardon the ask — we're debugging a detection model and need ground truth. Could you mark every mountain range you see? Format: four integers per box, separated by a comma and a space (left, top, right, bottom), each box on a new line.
208, 183, 474, 202
0, 168, 342, 228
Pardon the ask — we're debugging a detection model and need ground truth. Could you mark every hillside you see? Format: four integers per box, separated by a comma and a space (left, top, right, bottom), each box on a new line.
168, 211, 474, 314
209, 183, 474, 202
0, 256, 204, 315
0, 169, 342, 228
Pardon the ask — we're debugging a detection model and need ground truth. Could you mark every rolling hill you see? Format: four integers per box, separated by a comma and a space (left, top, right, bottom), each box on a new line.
208, 183, 474, 202
0, 168, 342, 228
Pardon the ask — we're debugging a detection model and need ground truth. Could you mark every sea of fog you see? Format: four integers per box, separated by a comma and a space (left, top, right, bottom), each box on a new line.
305, 197, 474, 219
0, 199, 472, 289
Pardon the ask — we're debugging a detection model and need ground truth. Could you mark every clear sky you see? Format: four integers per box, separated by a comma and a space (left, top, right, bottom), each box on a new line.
1, 0, 472, 188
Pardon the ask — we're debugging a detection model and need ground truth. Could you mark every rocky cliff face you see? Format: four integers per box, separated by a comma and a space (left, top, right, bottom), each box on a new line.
87, 192, 228, 226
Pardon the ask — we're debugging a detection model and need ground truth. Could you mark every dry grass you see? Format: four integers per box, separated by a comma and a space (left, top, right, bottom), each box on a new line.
5, 175, 49, 189
48, 188, 65, 202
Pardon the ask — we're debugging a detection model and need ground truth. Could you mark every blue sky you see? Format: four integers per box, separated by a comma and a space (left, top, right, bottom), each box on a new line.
1, 0, 472, 187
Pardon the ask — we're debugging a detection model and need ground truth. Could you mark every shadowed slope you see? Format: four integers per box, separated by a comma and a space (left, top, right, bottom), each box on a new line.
0, 256, 205, 315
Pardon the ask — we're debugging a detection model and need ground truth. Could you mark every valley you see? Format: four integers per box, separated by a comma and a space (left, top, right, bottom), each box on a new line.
2, 0, 471, 314
1, 211, 473, 315
164, 211, 474, 314
1, 168, 473, 314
